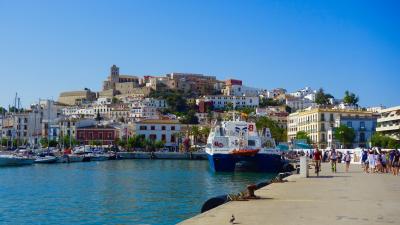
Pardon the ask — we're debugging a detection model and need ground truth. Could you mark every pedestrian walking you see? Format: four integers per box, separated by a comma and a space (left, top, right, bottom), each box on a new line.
392, 151, 400, 176
330, 149, 337, 173
344, 151, 351, 172
368, 150, 376, 174
361, 149, 368, 173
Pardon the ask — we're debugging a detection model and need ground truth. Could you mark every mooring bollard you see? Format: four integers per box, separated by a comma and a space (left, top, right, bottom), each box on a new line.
247, 184, 257, 198
300, 156, 309, 178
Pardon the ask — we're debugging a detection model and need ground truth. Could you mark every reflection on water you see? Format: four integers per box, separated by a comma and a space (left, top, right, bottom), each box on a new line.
0, 160, 276, 225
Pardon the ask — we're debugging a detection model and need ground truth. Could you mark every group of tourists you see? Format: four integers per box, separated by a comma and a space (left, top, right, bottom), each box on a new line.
309, 148, 400, 176
361, 149, 400, 176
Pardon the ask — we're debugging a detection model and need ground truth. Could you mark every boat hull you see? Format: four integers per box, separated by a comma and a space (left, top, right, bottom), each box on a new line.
0, 157, 35, 166
207, 153, 283, 172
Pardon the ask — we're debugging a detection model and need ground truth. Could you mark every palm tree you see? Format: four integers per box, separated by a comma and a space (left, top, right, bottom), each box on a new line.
191, 126, 201, 149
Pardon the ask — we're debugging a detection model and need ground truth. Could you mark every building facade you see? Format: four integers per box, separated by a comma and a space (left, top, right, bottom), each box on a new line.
198, 95, 259, 109
327, 116, 377, 148
76, 125, 118, 145
288, 108, 376, 148
376, 106, 400, 140
58, 89, 97, 106
132, 119, 181, 151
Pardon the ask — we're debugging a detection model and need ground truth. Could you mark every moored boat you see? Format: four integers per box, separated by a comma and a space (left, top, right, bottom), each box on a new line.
35, 155, 58, 164
88, 153, 109, 161
0, 154, 35, 167
206, 118, 284, 172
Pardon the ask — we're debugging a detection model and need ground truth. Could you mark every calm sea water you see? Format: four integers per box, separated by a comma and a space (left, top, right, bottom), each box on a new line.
0, 160, 276, 225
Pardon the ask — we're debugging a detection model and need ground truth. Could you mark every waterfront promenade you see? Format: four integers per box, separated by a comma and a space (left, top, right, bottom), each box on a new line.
179, 163, 400, 225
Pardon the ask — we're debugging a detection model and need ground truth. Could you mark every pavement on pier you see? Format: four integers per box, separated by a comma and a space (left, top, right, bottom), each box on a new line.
179, 163, 400, 225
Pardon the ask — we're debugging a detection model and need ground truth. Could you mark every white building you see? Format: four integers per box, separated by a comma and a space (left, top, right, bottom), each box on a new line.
198, 95, 259, 109
133, 119, 181, 151
62, 106, 95, 118
223, 85, 259, 97
285, 96, 315, 112
376, 106, 400, 140
128, 98, 167, 121
288, 87, 315, 98
97, 97, 112, 105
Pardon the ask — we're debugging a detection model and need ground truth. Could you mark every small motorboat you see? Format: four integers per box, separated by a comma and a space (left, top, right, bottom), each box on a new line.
35, 155, 58, 164
66, 154, 85, 163
0, 154, 35, 166
88, 153, 109, 161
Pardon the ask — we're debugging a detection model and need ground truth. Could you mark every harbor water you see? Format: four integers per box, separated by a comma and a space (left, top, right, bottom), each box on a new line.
0, 160, 276, 225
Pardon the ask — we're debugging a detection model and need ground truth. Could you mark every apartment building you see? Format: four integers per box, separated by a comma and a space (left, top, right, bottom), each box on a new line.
132, 119, 181, 151
288, 107, 376, 148
376, 106, 400, 140
199, 95, 259, 109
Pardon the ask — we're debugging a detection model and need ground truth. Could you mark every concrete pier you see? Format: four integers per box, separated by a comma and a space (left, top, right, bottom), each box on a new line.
179, 163, 400, 225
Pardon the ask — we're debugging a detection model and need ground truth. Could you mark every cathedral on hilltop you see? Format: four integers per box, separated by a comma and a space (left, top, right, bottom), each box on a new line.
101, 65, 144, 98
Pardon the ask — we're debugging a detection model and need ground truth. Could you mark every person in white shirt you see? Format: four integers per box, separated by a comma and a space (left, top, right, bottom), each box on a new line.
368, 150, 376, 173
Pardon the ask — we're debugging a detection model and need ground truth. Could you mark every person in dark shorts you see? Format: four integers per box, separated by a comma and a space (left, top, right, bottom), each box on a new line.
392, 151, 400, 176
344, 151, 351, 172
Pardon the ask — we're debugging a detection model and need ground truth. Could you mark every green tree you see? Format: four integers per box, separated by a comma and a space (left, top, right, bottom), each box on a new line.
1, 138, 8, 146
154, 140, 165, 150
237, 107, 255, 115
0, 106, 7, 114
180, 110, 199, 124
190, 125, 201, 147
62, 135, 78, 148
127, 135, 143, 151
48, 139, 58, 147
371, 133, 400, 148
343, 90, 359, 106
89, 140, 102, 146
259, 98, 283, 107
112, 97, 120, 104
295, 131, 312, 144
315, 88, 331, 105
255, 116, 287, 143
144, 138, 155, 152
150, 90, 188, 113
200, 126, 211, 143
225, 102, 234, 111
334, 125, 356, 148
40, 137, 49, 148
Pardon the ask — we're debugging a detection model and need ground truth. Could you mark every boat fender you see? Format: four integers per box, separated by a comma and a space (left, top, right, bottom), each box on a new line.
201, 195, 229, 213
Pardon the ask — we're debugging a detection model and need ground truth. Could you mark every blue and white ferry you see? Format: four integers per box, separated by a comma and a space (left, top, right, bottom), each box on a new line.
205, 119, 284, 172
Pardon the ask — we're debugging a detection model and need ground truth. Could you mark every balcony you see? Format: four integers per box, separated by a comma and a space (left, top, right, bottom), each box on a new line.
376, 124, 400, 132
359, 127, 367, 131
378, 115, 400, 123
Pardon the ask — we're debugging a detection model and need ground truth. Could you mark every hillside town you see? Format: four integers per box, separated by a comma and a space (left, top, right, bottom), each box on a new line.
0, 65, 399, 151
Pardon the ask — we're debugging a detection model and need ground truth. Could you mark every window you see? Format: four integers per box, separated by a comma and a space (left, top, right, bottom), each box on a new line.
151, 126, 155, 130
140, 126, 147, 130
360, 133, 366, 142
149, 134, 157, 140
162, 126, 166, 130
360, 122, 365, 129
171, 126, 175, 131
347, 121, 352, 128
248, 140, 256, 146
161, 134, 166, 142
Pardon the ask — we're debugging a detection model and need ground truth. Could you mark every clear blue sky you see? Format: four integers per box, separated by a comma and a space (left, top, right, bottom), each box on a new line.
0, 0, 399, 108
